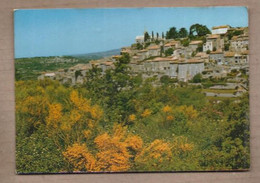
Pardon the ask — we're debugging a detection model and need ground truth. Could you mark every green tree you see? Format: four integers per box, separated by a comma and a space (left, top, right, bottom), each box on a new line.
227, 29, 244, 40
196, 43, 203, 52
75, 70, 82, 79
160, 75, 177, 85
178, 27, 188, 38
84, 65, 104, 101
192, 73, 202, 83
164, 48, 174, 56
144, 32, 150, 42
189, 24, 211, 38
166, 27, 178, 39
181, 38, 190, 47
136, 43, 143, 50
224, 43, 230, 51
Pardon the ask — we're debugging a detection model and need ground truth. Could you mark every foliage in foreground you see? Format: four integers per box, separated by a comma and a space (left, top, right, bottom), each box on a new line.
15, 54, 249, 173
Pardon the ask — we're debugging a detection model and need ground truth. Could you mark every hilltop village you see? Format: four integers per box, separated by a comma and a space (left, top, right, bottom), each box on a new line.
38, 25, 249, 97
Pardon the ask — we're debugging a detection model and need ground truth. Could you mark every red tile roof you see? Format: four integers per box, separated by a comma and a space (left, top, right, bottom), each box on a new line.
207, 34, 220, 39
224, 52, 235, 57
189, 40, 203, 45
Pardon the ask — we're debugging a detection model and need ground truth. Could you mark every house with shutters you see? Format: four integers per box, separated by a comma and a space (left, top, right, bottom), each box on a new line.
209, 50, 224, 65
203, 34, 224, 52
230, 35, 249, 52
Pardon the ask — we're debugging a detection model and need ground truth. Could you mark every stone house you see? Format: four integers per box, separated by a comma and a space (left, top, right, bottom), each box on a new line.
38, 72, 56, 80
224, 52, 235, 65
169, 61, 179, 78
99, 61, 115, 74
137, 49, 149, 60
203, 40, 213, 52
189, 40, 203, 52
230, 35, 249, 52
112, 55, 122, 62
164, 43, 172, 51
177, 59, 205, 82
141, 57, 205, 82
173, 47, 192, 59
131, 55, 142, 62
129, 62, 144, 73
147, 45, 161, 57
120, 47, 132, 55
209, 50, 224, 65
224, 52, 249, 66
233, 53, 249, 65
141, 57, 174, 77
241, 50, 249, 64
170, 40, 181, 48
195, 52, 209, 63
164, 40, 181, 51
203, 34, 224, 52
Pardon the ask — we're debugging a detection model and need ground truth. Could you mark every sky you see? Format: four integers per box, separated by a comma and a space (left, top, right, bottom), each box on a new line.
14, 7, 248, 58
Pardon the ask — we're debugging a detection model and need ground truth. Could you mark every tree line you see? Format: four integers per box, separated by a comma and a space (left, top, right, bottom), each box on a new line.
144, 23, 211, 41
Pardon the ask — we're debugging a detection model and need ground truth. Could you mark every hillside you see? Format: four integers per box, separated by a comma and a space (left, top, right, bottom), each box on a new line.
71, 48, 121, 59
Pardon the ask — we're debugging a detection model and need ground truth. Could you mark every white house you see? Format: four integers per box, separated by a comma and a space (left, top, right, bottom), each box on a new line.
211, 25, 230, 35
135, 35, 145, 43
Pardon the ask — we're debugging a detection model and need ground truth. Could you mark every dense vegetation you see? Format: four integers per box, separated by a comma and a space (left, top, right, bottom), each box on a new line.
16, 53, 249, 173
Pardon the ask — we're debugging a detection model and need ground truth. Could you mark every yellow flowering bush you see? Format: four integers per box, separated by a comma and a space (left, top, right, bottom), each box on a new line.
135, 139, 172, 167
63, 143, 97, 171
94, 132, 131, 171
46, 103, 63, 128
125, 135, 143, 152
141, 109, 152, 118
178, 105, 198, 119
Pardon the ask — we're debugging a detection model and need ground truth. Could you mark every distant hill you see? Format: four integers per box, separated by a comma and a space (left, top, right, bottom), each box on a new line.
71, 49, 121, 59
